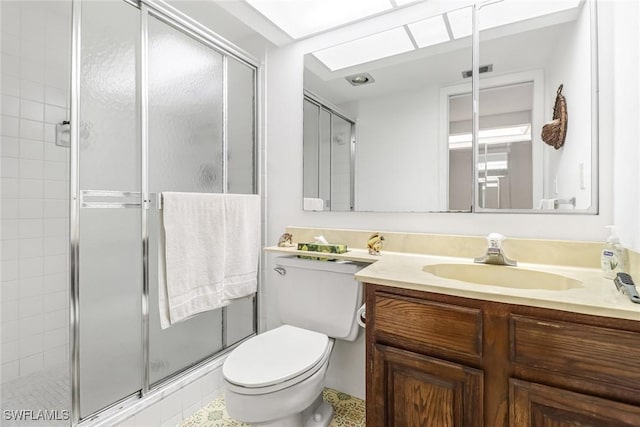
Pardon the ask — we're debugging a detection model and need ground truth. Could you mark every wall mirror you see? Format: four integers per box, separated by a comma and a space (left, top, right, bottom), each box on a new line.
303, 0, 598, 213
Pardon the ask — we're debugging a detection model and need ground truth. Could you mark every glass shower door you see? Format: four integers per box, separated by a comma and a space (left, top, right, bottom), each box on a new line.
146, 14, 225, 386
77, 0, 142, 418
330, 115, 353, 211
72, 0, 258, 420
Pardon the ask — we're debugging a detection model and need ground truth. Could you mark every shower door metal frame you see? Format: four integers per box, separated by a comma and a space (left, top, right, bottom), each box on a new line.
69, 0, 81, 423
70, 0, 261, 424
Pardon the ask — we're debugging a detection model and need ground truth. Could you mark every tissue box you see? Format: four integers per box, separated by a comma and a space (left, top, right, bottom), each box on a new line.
297, 242, 348, 260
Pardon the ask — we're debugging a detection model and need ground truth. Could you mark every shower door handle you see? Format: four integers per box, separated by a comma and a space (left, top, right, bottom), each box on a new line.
79, 190, 142, 209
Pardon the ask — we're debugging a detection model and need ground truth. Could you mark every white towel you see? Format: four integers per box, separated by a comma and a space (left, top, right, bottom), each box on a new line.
222, 194, 261, 301
159, 192, 261, 329
303, 197, 324, 211
159, 192, 226, 329
538, 198, 556, 209
538, 198, 575, 210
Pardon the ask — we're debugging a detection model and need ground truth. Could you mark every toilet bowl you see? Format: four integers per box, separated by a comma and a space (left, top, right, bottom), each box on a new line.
224, 325, 335, 426
222, 256, 365, 426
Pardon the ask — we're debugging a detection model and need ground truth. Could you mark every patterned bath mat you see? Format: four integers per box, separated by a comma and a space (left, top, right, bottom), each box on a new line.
179, 388, 365, 427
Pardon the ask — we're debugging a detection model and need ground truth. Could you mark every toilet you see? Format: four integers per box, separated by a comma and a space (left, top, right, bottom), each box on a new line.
223, 256, 365, 427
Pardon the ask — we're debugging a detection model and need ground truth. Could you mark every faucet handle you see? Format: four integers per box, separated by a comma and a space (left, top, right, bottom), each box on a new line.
475, 233, 517, 266
487, 233, 505, 250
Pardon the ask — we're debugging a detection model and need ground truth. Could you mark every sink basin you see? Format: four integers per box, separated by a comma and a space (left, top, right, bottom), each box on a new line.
422, 263, 582, 290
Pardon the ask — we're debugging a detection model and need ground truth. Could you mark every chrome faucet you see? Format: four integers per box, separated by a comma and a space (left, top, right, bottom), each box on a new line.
474, 233, 517, 266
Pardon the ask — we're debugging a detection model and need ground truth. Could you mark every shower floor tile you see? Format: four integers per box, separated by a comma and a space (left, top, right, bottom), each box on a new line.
0, 363, 70, 427
179, 388, 365, 427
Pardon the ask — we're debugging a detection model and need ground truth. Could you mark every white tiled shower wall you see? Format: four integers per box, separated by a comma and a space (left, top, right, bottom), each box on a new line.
1, 1, 71, 382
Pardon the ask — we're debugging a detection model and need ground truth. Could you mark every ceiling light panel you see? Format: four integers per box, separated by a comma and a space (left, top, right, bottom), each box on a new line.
481, 125, 530, 138
448, 124, 532, 149
479, 0, 583, 31
407, 14, 450, 48
312, 27, 415, 71
393, 0, 421, 5
446, 6, 472, 39
246, 0, 394, 39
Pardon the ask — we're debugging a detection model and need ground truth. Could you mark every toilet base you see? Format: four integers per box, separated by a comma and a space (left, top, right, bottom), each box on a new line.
303, 399, 333, 427
255, 394, 333, 427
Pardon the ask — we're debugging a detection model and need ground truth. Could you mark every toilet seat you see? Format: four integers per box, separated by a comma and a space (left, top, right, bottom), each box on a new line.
223, 325, 332, 395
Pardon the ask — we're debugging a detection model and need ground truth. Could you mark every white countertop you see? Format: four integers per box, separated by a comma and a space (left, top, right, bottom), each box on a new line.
355, 252, 640, 322
265, 245, 640, 321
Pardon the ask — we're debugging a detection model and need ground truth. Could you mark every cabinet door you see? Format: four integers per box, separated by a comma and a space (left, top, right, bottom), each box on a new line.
510, 379, 640, 426
370, 344, 483, 427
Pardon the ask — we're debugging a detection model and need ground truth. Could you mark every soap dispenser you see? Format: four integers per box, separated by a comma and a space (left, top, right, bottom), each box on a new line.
601, 226, 628, 279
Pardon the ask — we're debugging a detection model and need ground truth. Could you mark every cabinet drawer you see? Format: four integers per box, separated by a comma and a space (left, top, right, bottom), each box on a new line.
510, 315, 640, 392
374, 292, 483, 360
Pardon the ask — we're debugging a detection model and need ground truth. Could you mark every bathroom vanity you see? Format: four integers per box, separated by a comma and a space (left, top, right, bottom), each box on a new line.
365, 284, 640, 426
267, 227, 640, 426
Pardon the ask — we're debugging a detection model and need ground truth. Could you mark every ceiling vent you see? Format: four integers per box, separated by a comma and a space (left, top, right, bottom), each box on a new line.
462, 64, 494, 78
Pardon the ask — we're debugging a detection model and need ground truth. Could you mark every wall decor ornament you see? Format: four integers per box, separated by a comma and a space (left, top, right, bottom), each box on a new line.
541, 84, 568, 150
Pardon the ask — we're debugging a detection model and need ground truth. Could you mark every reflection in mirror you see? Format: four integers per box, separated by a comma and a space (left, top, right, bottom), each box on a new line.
478, 0, 594, 211
303, 0, 596, 213
303, 96, 355, 211
476, 83, 534, 209
449, 82, 536, 210
304, 6, 473, 212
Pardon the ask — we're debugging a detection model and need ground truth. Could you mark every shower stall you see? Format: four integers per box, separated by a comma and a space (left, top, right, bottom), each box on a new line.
302, 95, 355, 212
1, 0, 260, 425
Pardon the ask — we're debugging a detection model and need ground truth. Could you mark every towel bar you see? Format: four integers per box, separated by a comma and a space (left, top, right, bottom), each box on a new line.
554, 197, 576, 209
79, 190, 163, 209
79, 191, 255, 209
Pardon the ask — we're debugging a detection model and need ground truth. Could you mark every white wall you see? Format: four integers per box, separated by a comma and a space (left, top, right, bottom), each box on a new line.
612, 0, 640, 251
343, 85, 441, 212
544, 3, 592, 209
1, 0, 71, 383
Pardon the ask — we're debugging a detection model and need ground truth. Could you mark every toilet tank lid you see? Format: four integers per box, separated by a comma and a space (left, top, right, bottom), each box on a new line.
223, 325, 329, 388
275, 256, 365, 274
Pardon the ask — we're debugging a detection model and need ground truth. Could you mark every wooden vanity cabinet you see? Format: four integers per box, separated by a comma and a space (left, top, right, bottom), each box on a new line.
365, 284, 640, 427
510, 379, 640, 427
371, 344, 483, 427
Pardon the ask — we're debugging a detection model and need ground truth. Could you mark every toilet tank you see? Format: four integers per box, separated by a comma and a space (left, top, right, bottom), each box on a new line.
273, 256, 365, 341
